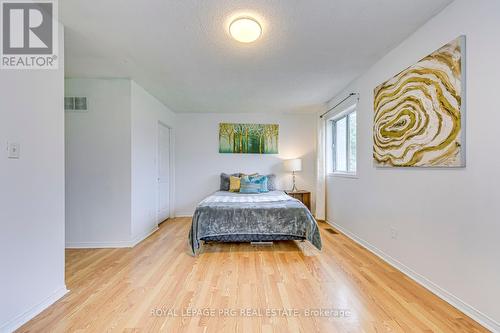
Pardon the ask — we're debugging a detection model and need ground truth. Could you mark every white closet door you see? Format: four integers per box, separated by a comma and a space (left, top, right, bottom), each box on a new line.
157, 123, 170, 223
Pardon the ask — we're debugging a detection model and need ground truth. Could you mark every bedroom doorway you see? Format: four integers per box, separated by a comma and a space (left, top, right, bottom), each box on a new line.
157, 122, 171, 224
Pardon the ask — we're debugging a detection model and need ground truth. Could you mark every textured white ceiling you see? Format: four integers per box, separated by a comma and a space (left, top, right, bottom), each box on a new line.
61, 0, 452, 113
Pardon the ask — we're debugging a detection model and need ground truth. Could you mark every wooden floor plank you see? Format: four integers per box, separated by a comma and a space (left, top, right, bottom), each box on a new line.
17, 218, 487, 332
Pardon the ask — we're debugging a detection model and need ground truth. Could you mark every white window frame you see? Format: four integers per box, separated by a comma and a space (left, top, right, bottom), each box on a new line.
327, 105, 357, 178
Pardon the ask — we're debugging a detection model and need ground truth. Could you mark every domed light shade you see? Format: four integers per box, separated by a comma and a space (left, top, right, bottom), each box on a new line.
229, 17, 262, 43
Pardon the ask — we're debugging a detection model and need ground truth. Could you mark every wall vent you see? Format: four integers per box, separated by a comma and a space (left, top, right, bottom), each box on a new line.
65, 97, 88, 112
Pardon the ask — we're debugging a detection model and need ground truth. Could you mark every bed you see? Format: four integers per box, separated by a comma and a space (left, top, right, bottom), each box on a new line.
188, 190, 322, 255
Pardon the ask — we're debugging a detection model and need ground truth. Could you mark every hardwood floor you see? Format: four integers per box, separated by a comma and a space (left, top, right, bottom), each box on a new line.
19, 218, 487, 332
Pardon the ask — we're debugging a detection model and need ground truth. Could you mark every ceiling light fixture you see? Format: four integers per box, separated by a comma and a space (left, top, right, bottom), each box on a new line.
229, 17, 262, 43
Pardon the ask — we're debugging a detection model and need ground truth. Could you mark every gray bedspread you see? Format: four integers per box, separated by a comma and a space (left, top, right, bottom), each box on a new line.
189, 191, 322, 254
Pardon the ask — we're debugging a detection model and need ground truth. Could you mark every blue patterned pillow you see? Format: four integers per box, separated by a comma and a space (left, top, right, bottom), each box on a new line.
239, 176, 261, 194
249, 175, 269, 193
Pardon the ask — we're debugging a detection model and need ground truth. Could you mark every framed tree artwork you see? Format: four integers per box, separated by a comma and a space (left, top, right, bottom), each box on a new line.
219, 123, 279, 154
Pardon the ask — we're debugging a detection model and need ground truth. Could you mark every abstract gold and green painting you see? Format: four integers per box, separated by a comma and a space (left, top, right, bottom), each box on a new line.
373, 36, 465, 167
219, 123, 279, 154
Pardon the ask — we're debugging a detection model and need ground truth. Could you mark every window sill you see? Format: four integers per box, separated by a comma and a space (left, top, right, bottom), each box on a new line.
327, 172, 358, 179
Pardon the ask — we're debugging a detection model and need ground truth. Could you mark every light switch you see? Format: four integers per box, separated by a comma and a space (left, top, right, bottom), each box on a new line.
8, 142, 20, 159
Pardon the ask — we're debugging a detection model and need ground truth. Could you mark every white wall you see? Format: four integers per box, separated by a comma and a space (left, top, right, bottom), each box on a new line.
175, 113, 316, 216
325, 0, 500, 330
131, 81, 176, 242
0, 28, 67, 332
65, 79, 132, 247
65, 79, 176, 247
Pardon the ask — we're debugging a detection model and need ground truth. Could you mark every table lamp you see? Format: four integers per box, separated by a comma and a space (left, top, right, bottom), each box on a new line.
284, 158, 302, 192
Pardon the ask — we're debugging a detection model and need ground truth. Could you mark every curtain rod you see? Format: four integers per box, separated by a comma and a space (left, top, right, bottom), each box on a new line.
319, 92, 359, 118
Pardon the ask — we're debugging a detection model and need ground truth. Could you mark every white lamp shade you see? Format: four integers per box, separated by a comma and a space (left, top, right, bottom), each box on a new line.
284, 158, 302, 172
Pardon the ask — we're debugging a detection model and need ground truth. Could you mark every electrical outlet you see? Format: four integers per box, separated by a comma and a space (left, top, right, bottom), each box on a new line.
390, 227, 398, 240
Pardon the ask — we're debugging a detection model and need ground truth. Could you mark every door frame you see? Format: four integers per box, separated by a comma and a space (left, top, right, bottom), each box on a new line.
157, 121, 175, 224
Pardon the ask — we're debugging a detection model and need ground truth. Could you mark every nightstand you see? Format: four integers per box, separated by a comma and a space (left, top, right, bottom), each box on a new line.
285, 190, 311, 210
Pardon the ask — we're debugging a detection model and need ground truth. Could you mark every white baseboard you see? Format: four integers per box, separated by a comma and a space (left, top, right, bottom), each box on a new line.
0, 286, 69, 333
130, 226, 159, 247
66, 239, 133, 249
174, 213, 193, 218
327, 220, 500, 332
66, 226, 159, 249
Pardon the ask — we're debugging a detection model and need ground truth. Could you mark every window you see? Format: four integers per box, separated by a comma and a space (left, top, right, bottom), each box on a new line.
330, 110, 356, 174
